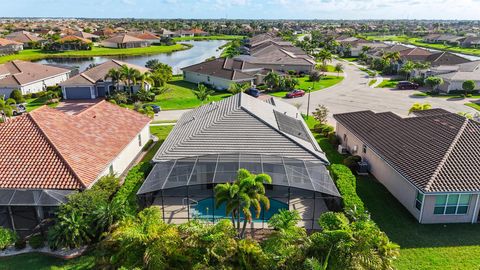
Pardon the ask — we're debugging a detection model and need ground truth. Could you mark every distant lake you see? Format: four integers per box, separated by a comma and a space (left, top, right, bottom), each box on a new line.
35, 40, 228, 74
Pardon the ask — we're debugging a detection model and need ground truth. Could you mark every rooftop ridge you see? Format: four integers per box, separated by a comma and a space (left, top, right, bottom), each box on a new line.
425, 117, 470, 192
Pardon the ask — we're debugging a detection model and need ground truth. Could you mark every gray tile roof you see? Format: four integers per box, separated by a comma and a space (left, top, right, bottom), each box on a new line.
334, 110, 480, 193
154, 93, 328, 163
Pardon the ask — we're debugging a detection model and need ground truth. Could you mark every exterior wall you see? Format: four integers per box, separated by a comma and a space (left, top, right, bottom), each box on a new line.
440, 79, 480, 93
336, 123, 421, 221
421, 193, 480, 224
253, 63, 313, 73
95, 124, 150, 184
337, 122, 480, 224
0, 72, 69, 96
101, 41, 118, 48
183, 71, 253, 90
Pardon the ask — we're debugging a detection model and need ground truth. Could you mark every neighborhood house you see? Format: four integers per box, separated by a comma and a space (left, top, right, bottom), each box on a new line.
0, 60, 71, 96
334, 109, 480, 224
0, 101, 151, 235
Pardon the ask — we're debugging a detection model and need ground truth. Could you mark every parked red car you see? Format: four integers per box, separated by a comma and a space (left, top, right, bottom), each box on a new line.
285, 89, 305, 98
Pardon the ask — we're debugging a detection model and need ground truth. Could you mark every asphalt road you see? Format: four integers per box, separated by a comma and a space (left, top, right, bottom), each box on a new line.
281, 60, 478, 124
155, 60, 478, 124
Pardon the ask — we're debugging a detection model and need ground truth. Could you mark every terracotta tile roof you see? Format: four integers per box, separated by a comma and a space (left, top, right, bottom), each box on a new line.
60, 59, 150, 86
5, 31, 43, 43
0, 38, 22, 46
0, 60, 70, 87
103, 33, 146, 44
0, 101, 150, 190
128, 31, 159, 40
59, 35, 92, 44
0, 115, 81, 189
334, 110, 480, 193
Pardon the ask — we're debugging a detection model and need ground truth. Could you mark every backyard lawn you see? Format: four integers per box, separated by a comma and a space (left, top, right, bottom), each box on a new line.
0, 44, 188, 64
269, 75, 344, 97
141, 125, 174, 163
152, 77, 231, 110
0, 252, 95, 270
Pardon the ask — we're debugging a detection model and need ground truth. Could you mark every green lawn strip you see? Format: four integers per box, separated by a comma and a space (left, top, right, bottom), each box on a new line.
465, 102, 480, 111
356, 176, 480, 270
141, 125, 174, 163
368, 79, 377, 86
269, 75, 344, 97
359, 67, 377, 77
341, 57, 358, 62
150, 120, 177, 124
25, 96, 58, 112
0, 44, 188, 64
376, 79, 400, 88
173, 35, 244, 42
0, 252, 96, 270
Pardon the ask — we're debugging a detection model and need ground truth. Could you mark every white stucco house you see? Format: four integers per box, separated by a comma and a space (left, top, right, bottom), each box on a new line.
0, 101, 151, 235
0, 60, 70, 96
334, 109, 480, 224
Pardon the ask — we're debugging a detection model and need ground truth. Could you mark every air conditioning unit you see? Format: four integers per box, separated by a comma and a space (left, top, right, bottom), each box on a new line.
356, 161, 370, 176
352, 145, 358, 153
337, 145, 347, 154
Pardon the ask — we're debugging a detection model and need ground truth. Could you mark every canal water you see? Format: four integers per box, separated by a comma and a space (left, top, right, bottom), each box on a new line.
35, 40, 228, 74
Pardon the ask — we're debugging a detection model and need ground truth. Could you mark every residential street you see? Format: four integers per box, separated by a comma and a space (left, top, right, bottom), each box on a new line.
281, 60, 479, 124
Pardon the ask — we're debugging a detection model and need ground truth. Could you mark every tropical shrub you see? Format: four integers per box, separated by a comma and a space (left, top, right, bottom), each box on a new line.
112, 162, 153, 216
48, 175, 122, 249
14, 239, 26, 250
330, 164, 365, 213
309, 212, 399, 270
328, 132, 339, 146
9, 89, 24, 103
0, 227, 17, 250
28, 233, 45, 249
312, 104, 329, 124
343, 155, 362, 170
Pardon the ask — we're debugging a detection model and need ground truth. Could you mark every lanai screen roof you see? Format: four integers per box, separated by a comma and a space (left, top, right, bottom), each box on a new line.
138, 153, 340, 197
0, 189, 73, 206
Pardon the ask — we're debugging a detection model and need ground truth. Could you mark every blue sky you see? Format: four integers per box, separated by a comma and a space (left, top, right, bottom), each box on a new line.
1, 0, 480, 20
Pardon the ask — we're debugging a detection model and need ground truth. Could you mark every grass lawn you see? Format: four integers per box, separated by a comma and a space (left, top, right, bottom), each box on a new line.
0, 252, 96, 270
25, 96, 58, 112
376, 79, 399, 88
359, 67, 377, 77
141, 125, 174, 163
357, 176, 480, 270
173, 35, 244, 42
153, 77, 231, 110
368, 79, 377, 86
465, 102, 480, 111
0, 44, 188, 64
269, 75, 344, 97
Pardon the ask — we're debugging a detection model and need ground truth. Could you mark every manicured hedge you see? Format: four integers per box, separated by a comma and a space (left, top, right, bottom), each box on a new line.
330, 164, 365, 213
112, 162, 153, 215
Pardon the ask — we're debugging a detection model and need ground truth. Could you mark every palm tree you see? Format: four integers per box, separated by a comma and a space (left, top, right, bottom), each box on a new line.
193, 84, 215, 102
334, 63, 344, 77
315, 49, 333, 68
120, 65, 141, 93
399, 61, 415, 80
264, 71, 280, 91
136, 72, 154, 89
105, 68, 123, 92
214, 169, 272, 238
228, 82, 250, 94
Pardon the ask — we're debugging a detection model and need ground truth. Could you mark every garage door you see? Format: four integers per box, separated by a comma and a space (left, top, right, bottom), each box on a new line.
65, 87, 92, 99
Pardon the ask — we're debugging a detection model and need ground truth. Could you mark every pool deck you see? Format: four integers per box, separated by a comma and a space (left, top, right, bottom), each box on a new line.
154, 195, 328, 230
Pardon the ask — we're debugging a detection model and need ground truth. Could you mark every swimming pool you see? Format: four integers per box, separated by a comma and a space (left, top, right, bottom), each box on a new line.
192, 197, 288, 222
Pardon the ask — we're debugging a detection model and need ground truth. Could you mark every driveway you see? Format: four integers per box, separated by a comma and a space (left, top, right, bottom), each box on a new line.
280, 60, 478, 124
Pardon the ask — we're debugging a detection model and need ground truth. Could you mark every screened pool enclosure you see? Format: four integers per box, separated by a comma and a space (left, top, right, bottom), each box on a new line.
138, 153, 341, 229
0, 189, 72, 236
